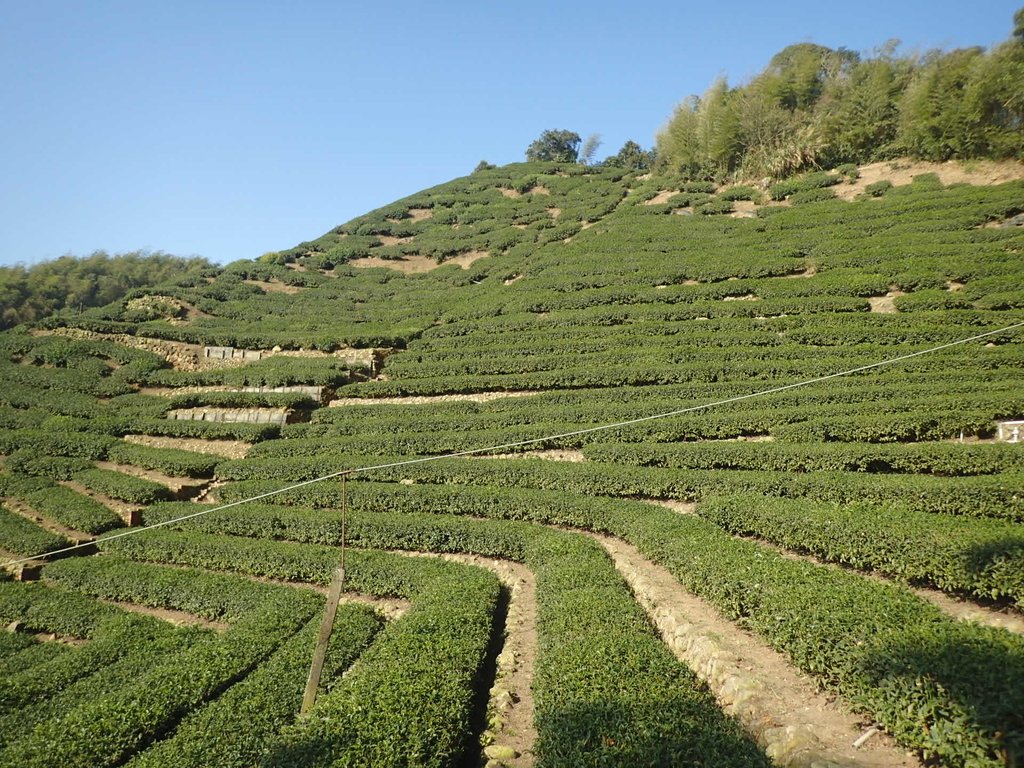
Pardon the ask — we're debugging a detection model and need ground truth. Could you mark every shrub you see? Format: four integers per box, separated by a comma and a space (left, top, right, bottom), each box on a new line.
864, 180, 893, 197
696, 198, 735, 215
835, 163, 860, 181
719, 185, 760, 202
789, 187, 837, 205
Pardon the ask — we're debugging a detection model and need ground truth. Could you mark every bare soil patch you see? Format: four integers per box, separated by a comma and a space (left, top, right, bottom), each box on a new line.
529, 186, 550, 196
448, 250, 490, 268
546, 207, 561, 219
644, 190, 678, 205
243, 279, 304, 295
868, 290, 905, 314
729, 200, 759, 219
123, 434, 251, 459
475, 449, 585, 463
349, 256, 440, 273
376, 235, 413, 246
645, 498, 697, 515
723, 293, 759, 302
594, 533, 919, 768
833, 159, 1024, 201
784, 267, 817, 279
349, 251, 489, 273
408, 207, 433, 222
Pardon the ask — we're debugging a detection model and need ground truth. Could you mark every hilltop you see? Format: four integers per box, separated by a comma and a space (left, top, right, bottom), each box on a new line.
1, 9, 1024, 768
1, 150, 1023, 766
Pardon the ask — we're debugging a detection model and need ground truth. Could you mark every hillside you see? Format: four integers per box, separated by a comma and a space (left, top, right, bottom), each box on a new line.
1, 158, 1024, 768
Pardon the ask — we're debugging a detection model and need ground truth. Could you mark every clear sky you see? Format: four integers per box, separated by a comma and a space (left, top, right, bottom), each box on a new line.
1, 0, 1020, 268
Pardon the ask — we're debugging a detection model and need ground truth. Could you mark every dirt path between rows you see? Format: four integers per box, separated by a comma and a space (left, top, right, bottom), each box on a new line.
740, 532, 1024, 636
95, 460, 209, 498
59, 480, 141, 523
398, 551, 537, 768
592, 533, 919, 768
97, 598, 230, 631
644, 499, 1024, 636
123, 434, 252, 460
2, 496, 94, 543
328, 391, 539, 407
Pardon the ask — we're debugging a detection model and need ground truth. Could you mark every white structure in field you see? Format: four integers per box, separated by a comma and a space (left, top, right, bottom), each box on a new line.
996, 420, 1024, 443
203, 346, 263, 361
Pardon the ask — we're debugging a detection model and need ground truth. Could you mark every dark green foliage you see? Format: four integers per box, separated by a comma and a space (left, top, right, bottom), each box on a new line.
657, 11, 1024, 176
602, 139, 655, 170
525, 129, 582, 162
696, 197, 735, 215
788, 187, 838, 204
126, 608, 382, 768
1, 559, 321, 768
0, 251, 215, 330
719, 185, 760, 201
167, 391, 317, 411
0, 429, 115, 459
835, 163, 860, 180
768, 172, 841, 200
865, 179, 894, 197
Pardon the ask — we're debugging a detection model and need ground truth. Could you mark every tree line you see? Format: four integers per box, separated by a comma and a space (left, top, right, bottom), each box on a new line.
654, 8, 1024, 180
0, 251, 214, 330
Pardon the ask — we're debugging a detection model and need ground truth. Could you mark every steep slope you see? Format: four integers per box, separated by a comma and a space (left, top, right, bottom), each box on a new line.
2, 161, 1024, 767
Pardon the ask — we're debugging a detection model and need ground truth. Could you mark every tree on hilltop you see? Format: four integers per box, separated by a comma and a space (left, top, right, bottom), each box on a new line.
579, 134, 603, 165
603, 140, 656, 171
525, 129, 581, 162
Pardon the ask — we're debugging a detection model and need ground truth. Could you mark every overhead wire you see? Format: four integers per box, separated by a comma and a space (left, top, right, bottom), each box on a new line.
2, 318, 1023, 570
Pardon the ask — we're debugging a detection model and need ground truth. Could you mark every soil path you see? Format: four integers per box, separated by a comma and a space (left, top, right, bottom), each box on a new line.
59, 480, 141, 524
741, 533, 1024, 636
97, 598, 230, 631
95, 460, 209, 498
123, 434, 252, 460
329, 391, 539, 407
398, 551, 537, 768
833, 159, 1024, 201
592, 533, 920, 768
2, 496, 94, 543
645, 500, 1024, 636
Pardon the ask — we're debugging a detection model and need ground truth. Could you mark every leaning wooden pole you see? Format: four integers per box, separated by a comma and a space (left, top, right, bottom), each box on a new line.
300, 472, 348, 716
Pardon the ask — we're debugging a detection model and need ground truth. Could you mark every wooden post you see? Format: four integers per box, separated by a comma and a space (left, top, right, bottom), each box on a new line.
300, 473, 348, 716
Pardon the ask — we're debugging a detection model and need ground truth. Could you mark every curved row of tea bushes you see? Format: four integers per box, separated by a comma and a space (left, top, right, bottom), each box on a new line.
126, 607, 382, 768
202, 479, 1024, 765
0, 559, 323, 768
105, 517, 769, 767
216, 456, 1024, 522
0, 476, 121, 534
697, 493, 1024, 604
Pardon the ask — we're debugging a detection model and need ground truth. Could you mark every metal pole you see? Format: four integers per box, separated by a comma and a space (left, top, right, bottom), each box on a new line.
300, 473, 348, 716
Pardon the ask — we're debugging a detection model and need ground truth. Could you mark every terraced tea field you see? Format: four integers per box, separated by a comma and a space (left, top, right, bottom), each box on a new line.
2, 162, 1023, 766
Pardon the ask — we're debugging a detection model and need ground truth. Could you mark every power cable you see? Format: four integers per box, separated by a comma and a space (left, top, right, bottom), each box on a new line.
2, 318, 1023, 570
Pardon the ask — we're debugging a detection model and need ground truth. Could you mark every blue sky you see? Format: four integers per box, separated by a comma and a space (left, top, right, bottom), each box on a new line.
1, 1, 1020, 268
